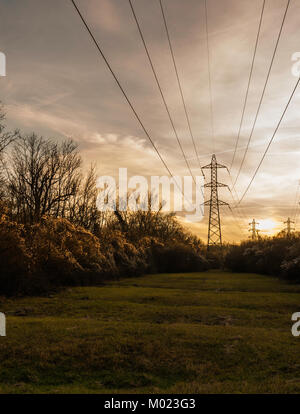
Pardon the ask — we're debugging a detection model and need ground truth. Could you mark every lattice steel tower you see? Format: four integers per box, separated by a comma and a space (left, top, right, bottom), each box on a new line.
249, 219, 260, 240
284, 217, 295, 236
202, 154, 228, 250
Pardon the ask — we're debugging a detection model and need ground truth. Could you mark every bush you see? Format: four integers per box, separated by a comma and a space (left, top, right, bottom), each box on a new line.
0, 107, 210, 296
152, 242, 209, 273
0, 215, 33, 295
224, 234, 300, 282
101, 230, 148, 277
0, 209, 209, 295
0, 216, 117, 295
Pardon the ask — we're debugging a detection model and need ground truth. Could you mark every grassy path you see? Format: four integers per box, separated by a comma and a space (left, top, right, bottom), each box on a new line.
0, 271, 300, 393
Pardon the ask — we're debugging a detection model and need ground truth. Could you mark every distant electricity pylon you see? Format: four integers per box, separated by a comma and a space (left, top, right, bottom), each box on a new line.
283, 217, 295, 237
202, 154, 228, 250
249, 219, 260, 240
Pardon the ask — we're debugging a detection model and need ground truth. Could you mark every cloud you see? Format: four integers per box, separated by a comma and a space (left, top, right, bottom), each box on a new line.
1, 0, 300, 241
85, 0, 123, 34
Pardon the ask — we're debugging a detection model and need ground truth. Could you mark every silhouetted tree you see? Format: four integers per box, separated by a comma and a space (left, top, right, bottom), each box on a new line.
7, 134, 81, 223
0, 106, 19, 202
67, 165, 102, 231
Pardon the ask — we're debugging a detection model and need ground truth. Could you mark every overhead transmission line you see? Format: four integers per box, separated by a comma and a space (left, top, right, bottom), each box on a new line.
295, 202, 300, 230
229, 0, 266, 171
128, 0, 202, 191
233, 0, 291, 187
292, 180, 300, 226
228, 204, 246, 235
223, 167, 248, 230
159, 0, 203, 176
204, 0, 215, 154
214, 187, 245, 239
70, 0, 198, 211
227, 173, 248, 223
236, 75, 300, 205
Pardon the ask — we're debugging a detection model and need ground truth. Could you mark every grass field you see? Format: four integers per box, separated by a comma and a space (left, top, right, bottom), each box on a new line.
0, 271, 300, 394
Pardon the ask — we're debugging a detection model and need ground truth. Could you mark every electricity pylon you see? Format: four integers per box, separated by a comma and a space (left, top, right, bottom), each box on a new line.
202, 154, 228, 250
284, 217, 295, 237
249, 219, 260, 240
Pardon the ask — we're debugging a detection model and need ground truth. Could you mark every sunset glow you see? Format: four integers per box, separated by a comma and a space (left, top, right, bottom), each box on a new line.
259, 219, 279, 235
1, 0, 300, 242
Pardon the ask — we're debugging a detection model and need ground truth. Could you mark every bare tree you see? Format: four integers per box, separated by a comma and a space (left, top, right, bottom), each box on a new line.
104, 191, 189, 243
0, 105, 19, 202
7, 134, 82, 223
0, 105, 19, 154
67, 164, 103, 231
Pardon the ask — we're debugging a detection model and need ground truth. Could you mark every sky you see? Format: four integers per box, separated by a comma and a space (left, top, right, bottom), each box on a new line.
1, 0, 300, 242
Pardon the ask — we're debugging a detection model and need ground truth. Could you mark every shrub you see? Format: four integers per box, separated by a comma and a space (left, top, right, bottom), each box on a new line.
224, 234, 300, 282
0, 215, 33, 295
0, 213, 209, 295
152, 242, 209, 273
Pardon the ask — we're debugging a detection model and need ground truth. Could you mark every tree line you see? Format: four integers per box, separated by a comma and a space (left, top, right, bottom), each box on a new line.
224, 233, 300, 282
1, 104, 298, 295
0, 105, 208, 295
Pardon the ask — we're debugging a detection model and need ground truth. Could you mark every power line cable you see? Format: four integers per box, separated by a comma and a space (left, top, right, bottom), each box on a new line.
159, 0, 203, 177
233, 0, 291, 187
228, 205, 246, 235
128, 0, 202, 191
237, 75, 300, 205
70, 0, 199, 212
292, 180, 300, 224
230, 0, 266, 171
295, 205, 300, 229
226, 170, 248, 228
204, 0, 215, 153
229, 187, 247, 223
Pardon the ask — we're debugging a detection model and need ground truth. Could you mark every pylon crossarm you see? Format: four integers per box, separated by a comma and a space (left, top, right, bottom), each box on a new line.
204, 182, 228, 188
202, 163, 227, 170
215, 163, 227, 169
